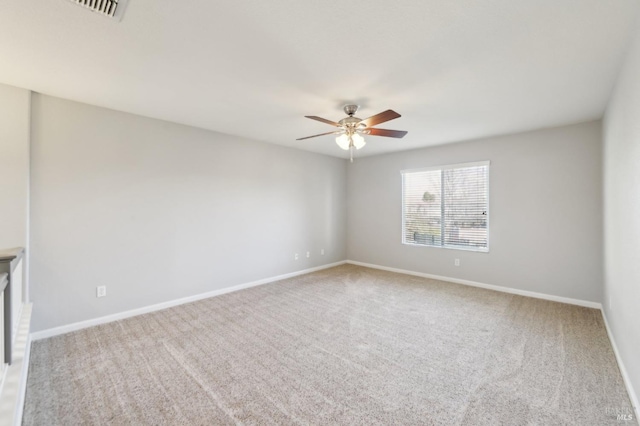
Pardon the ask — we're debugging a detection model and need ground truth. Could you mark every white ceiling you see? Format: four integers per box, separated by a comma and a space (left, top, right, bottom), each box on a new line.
1, 1, 638, 158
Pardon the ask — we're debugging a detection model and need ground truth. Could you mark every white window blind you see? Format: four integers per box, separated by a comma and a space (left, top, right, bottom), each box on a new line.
402, 161, 489, 251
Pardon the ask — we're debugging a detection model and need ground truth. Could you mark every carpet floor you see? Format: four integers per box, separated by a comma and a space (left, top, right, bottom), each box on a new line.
23, 264, 635, 425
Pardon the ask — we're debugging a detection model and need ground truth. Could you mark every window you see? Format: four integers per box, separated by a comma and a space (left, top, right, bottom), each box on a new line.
402, 161, 489, 251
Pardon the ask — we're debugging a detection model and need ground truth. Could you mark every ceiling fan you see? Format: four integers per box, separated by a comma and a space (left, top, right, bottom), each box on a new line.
297, 105, 407, 162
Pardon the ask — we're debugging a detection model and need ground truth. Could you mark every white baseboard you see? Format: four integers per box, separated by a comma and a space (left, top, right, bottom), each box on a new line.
31, 261, 347, 341
601, 310, 639, 420
346, 260, 602, 309
32, 259, 602, 337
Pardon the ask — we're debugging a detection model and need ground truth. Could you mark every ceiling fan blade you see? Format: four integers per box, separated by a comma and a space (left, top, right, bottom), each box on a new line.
296, 131, 339, 141
365, 128, 408, 138
361, 110, 401, 127
305, 116, 340, 127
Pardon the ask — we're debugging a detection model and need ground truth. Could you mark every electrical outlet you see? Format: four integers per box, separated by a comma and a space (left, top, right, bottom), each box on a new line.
96, 286, 107, 298
294, 253, 299, 260
321, 248, 325, 255
306, 251, 310, 258
454, 259, 460, 266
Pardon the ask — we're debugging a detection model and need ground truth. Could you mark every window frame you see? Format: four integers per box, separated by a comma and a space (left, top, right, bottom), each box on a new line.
401, 160, 490, 252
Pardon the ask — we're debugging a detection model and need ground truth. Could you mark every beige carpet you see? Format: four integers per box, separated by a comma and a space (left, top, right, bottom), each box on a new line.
24, 264, 635, 425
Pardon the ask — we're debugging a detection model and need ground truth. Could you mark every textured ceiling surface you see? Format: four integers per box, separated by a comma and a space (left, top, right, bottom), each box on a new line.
1, 0, 638, 158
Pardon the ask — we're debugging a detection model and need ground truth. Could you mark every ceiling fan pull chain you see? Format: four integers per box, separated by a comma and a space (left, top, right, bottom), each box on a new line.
350, 146, 354, 163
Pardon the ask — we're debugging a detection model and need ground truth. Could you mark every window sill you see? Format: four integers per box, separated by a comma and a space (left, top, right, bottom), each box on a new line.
402, 241, 489, 253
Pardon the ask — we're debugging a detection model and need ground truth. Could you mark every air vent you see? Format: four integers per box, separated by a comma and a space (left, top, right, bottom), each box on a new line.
68, 0, 129, 20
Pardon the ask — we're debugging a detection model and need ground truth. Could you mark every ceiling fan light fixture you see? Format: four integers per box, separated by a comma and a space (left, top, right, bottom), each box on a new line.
352, 133, 366, 149
335, 134, 350, 150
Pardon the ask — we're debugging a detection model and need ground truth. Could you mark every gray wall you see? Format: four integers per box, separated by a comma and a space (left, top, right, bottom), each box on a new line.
0, 83, 30, 250
603, 22, 640, 409
29, 94, 347, 331
347, 121, 603, 303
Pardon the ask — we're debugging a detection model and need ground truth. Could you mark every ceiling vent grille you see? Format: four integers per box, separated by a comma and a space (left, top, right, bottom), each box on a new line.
69, 0, 129, 20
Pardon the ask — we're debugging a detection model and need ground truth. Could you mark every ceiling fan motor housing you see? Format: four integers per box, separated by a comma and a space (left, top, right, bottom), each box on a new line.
339, 105, 365, 134
343, 104, 359, 116
339, 116, 362, 128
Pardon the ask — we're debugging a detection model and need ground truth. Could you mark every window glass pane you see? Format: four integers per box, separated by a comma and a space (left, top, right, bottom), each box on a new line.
443, 165, 488, 249
402, 162, 489, 251
403, 169, 441, 246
